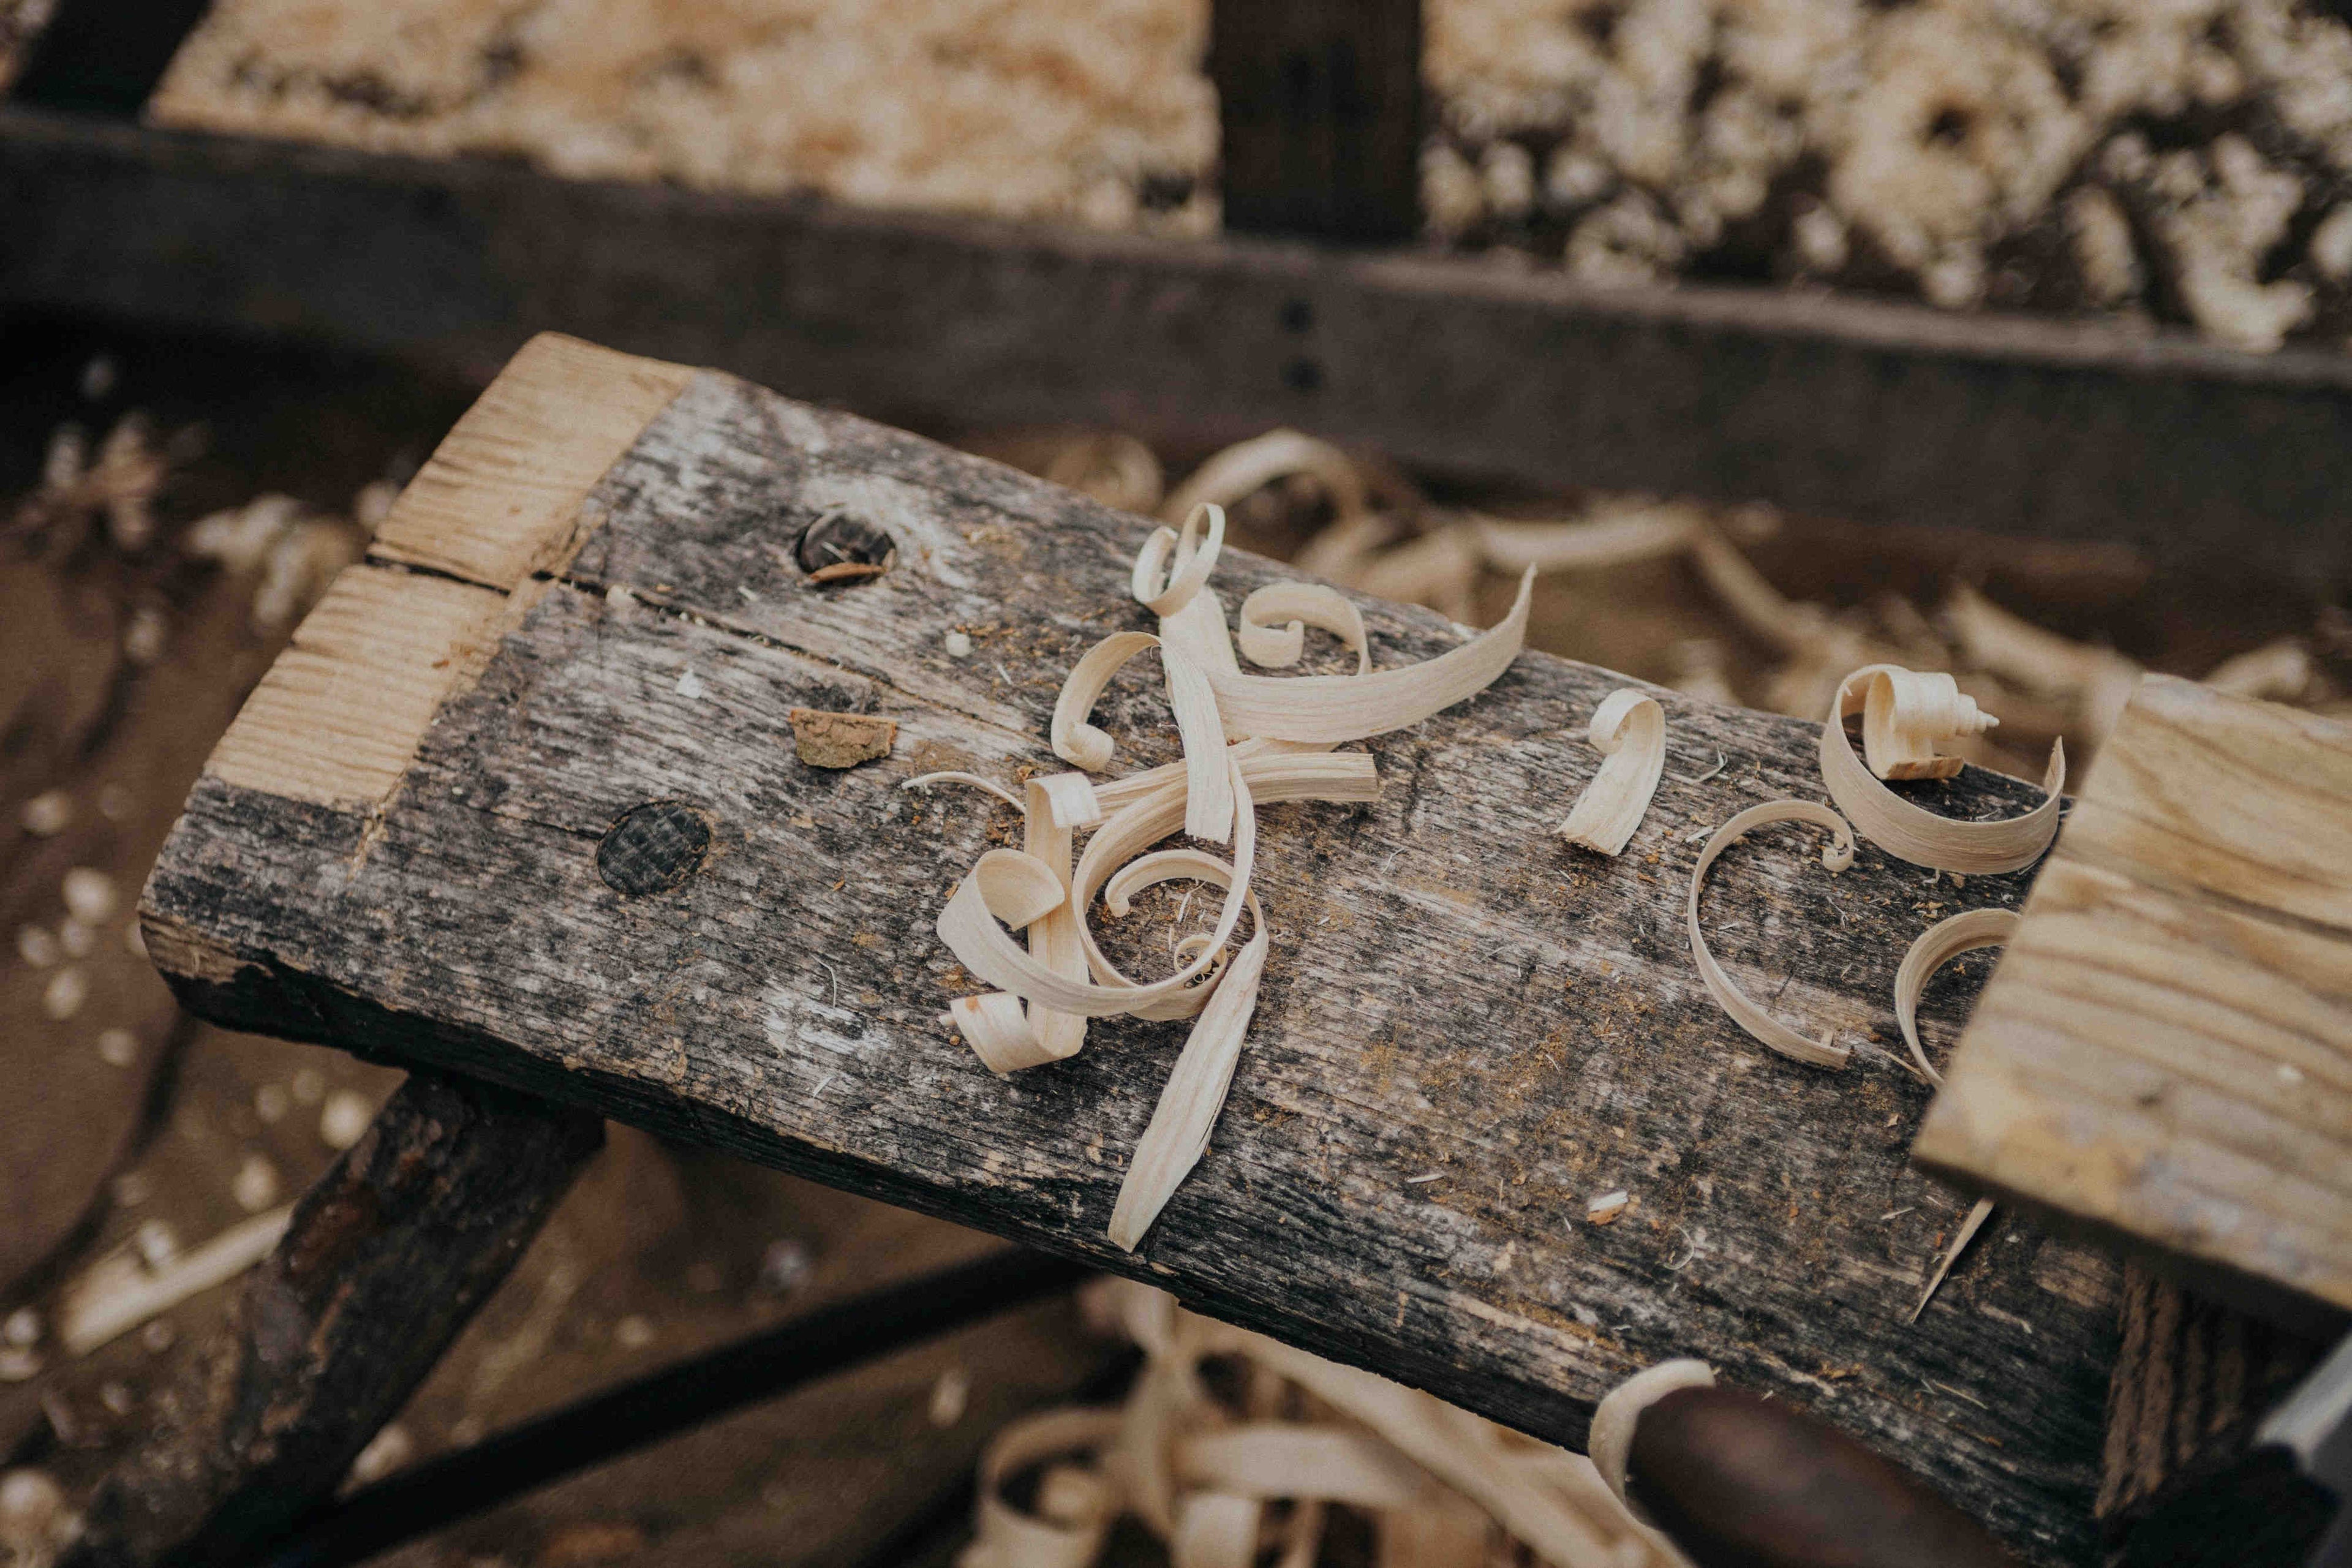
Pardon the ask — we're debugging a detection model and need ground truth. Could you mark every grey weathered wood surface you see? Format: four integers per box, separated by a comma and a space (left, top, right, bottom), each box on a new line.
64, 1071, 603, 1568
143, 350, 2121, 1563
7, 107, 2352, 581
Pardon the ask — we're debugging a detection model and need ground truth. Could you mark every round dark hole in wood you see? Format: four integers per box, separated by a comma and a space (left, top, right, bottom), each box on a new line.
795, 511, 897, 582
1281, 357, 1324, 394
597, 801, 712, 896
1280, 297, 1314, 333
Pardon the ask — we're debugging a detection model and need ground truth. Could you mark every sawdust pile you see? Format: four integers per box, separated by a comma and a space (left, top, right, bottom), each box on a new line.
1428, 0, 2352, 351
148, 0, 1219, 235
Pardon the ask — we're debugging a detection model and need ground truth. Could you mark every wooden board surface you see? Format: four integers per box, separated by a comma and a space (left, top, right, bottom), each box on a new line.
1917, 677, 2352, 1329
7, 107, 2352, 582
143, 338, 2121, 1563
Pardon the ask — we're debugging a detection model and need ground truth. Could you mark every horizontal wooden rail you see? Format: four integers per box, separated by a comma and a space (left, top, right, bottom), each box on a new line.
5, 108, 2352, 583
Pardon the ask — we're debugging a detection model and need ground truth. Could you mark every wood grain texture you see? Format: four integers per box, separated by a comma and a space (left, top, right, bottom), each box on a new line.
203, 566, 511, 809
10, 109, 2352, 581
62, 1071, 603, 1568
1918, 678, 2352, 1325
369, 333, 693, 590
144, 361, 2122, 1563
2098, 1264, 2332, 1567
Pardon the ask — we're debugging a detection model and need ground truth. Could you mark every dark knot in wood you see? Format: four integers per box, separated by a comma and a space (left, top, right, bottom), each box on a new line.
596, 801, 712, 896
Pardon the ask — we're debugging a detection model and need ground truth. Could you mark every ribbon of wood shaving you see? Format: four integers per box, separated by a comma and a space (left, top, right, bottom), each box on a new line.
1559, 690, 1667, 856
1188, 568, 1535, 744
1820, 665, 2065, 875
1234, 582, 1370, 673
957, 1278, 1681, 1568
1893, 909, 2015, 1320
1470, 503, 1698, 573
1910, 1197, 1998, 1324
1160, 429, 1370, 525
924, 512, 1526, 1251
1686, 802, 1856, 1069
1893, 908, 2019, 1088
1586, 1359, 1717, 1527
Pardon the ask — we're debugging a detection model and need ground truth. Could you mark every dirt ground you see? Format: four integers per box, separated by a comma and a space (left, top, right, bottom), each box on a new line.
0, 311, 2343, 1567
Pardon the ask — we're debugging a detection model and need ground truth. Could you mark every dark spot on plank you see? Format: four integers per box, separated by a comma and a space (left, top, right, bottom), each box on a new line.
597, 800, 713, 895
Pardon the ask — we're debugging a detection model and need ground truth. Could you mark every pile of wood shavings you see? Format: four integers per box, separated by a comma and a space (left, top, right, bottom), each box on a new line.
914, 499, 1532, 1251
149, 0, 1218, 234
1428, 0, 2352, 352
958, 1278, 1690, 1568
1054, 425, 2340, 780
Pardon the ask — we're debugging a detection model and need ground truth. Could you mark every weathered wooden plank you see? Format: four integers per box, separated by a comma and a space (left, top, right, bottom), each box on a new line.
1917, 678, 2352, 1329
6, 108, 2352, 581
62, 1070, 604, 1568
142, 348, 2121, 1562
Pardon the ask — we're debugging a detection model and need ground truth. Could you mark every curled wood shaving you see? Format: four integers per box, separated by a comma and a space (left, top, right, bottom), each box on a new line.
903, 772, 1026, 810
1132, 503, 1227, 618
1469, 503, 1698, 573
1893, 908, 2019, 1088
1234, 582, 1370, 673
962, 1280, 1681, 1568
1893, 909, 2015, 1321
1104, 851, 1270, 1251
1559, 691, 1666, 856
1188, 568, 1536, 745
1160, 429, 1370, 525
1820, 665, 2065, 875
1586, 1359, 1716, 1523
927, 510, 1527, 1248
1686, 802, 1856, 1069
1910, 1196, 1997, 1324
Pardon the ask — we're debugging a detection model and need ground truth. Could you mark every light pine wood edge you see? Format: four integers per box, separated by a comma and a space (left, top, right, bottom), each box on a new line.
202, 334, 695, 810
368, 333, 696, 590
1917, 677, 2352, 1322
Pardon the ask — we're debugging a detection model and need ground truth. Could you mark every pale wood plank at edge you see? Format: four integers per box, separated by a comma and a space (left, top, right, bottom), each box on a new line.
368, 332, 696, 591
1917, 679, 2352, 1324
200, 334, 695, 810
202, 568, 516, 809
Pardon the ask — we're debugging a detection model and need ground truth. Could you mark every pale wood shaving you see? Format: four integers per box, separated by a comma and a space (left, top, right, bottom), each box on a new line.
926, 507, 1528, 1249
1160, 430, 1370, 526
949, 1279, 1682, 1568
1910, 1197, 1998, 1324
1469, 503, 1698, 573
1686, 801, 1856, 1069
1559, 690, 1667, 856
61, 1206, 293, 1355
1820, 665, 2065, 874
1586, 1358, 1716, 1524
1893, 907, 2019, 1088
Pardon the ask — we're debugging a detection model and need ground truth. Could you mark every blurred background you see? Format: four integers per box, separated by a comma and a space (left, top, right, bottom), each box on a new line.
4, 1, 2351, 1564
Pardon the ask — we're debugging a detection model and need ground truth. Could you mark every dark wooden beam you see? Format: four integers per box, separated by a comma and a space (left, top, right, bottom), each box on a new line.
4, 111, 2352, 584
5, 1, 215, 117
1211, 0, 1422, 242
62, 1072, 603, 1568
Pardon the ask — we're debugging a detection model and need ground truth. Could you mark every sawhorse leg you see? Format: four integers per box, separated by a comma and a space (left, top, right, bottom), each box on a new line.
63, 1071, 602, 1567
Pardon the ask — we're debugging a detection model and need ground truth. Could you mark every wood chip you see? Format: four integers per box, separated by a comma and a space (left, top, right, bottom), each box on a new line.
926, 504, 1528, 1251
806, 560, 889, 584
788, 709, 898, 769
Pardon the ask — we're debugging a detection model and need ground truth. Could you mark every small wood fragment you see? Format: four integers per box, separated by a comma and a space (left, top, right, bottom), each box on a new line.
788, 709, 898, 768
